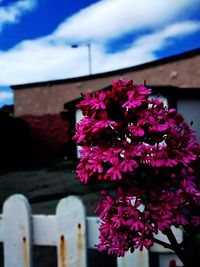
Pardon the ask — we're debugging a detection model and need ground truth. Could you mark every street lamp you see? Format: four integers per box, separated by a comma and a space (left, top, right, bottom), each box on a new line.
71, 43, 92, 75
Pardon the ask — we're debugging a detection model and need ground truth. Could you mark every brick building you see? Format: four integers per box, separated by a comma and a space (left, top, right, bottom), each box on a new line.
11, 48, 200, 159
12, 48, 200, 116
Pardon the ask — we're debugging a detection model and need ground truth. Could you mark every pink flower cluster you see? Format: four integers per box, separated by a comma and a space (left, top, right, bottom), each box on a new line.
73, 80, 200, 256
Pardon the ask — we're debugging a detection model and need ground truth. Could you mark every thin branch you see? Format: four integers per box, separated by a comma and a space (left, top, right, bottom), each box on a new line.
165, 228, 198, 267
165, 228, 185, 264
178, 240, 184, 248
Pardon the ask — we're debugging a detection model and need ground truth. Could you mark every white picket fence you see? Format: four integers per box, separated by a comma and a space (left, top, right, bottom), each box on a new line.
0, 194, 182, 267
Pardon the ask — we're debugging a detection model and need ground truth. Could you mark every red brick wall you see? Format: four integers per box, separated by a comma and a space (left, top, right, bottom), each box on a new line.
20, 114, 70, 159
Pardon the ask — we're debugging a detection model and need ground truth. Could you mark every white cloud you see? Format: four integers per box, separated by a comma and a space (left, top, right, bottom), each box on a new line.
133, 21, 200, 51
51, 0, 199, 42
0, 0, 36, 31
0, 0, 199, 85
0, 91, 13, 102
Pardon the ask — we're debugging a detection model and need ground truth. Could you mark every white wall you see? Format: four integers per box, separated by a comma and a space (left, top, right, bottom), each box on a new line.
177, 99, 200, 141
76, 109, 84, 158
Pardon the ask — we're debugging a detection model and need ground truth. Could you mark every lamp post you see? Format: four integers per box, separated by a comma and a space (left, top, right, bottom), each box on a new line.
71, 43, 92, 75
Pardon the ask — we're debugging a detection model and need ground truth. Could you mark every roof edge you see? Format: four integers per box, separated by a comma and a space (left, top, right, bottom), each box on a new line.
11, 47, 200, 90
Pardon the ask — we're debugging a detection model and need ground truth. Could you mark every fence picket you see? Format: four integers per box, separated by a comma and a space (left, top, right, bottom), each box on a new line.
117, 250, 149, 267
0, 215, 3, 242
56, 196, 87, 267
0, 194, 182, 267
2, 194, 32, 267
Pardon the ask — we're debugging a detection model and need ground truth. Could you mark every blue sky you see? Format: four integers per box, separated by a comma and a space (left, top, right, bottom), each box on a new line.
0, 0, 200, 107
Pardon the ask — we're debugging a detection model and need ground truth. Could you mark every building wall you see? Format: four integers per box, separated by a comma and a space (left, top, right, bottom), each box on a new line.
13, 51, 200, 116
177, 99, 200, 141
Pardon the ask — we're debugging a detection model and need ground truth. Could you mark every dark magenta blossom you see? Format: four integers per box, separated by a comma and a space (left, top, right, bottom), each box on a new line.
128, 125, 145, 137
105, 157, 122, 180
73, 80, 200, 263
92, 91, 106, 110
120, 158, 138, 172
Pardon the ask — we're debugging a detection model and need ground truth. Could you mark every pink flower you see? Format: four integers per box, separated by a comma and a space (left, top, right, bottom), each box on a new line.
137, 84, 151, 95
128, 125, 144, 137
102, 147, 123, 163
120, 158, 138, 172
92, 91, 106, 110
74, 79, 200, 257
105, 157, 122, 180
174, 214, 188, 226
191, 216, 200, 227
92, 119, 117, 133
148, 115, 168, 133
73, 117, 94, 144
133, 235, 154, 250
152, 212, 172, 231
122, 91, 145, 109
